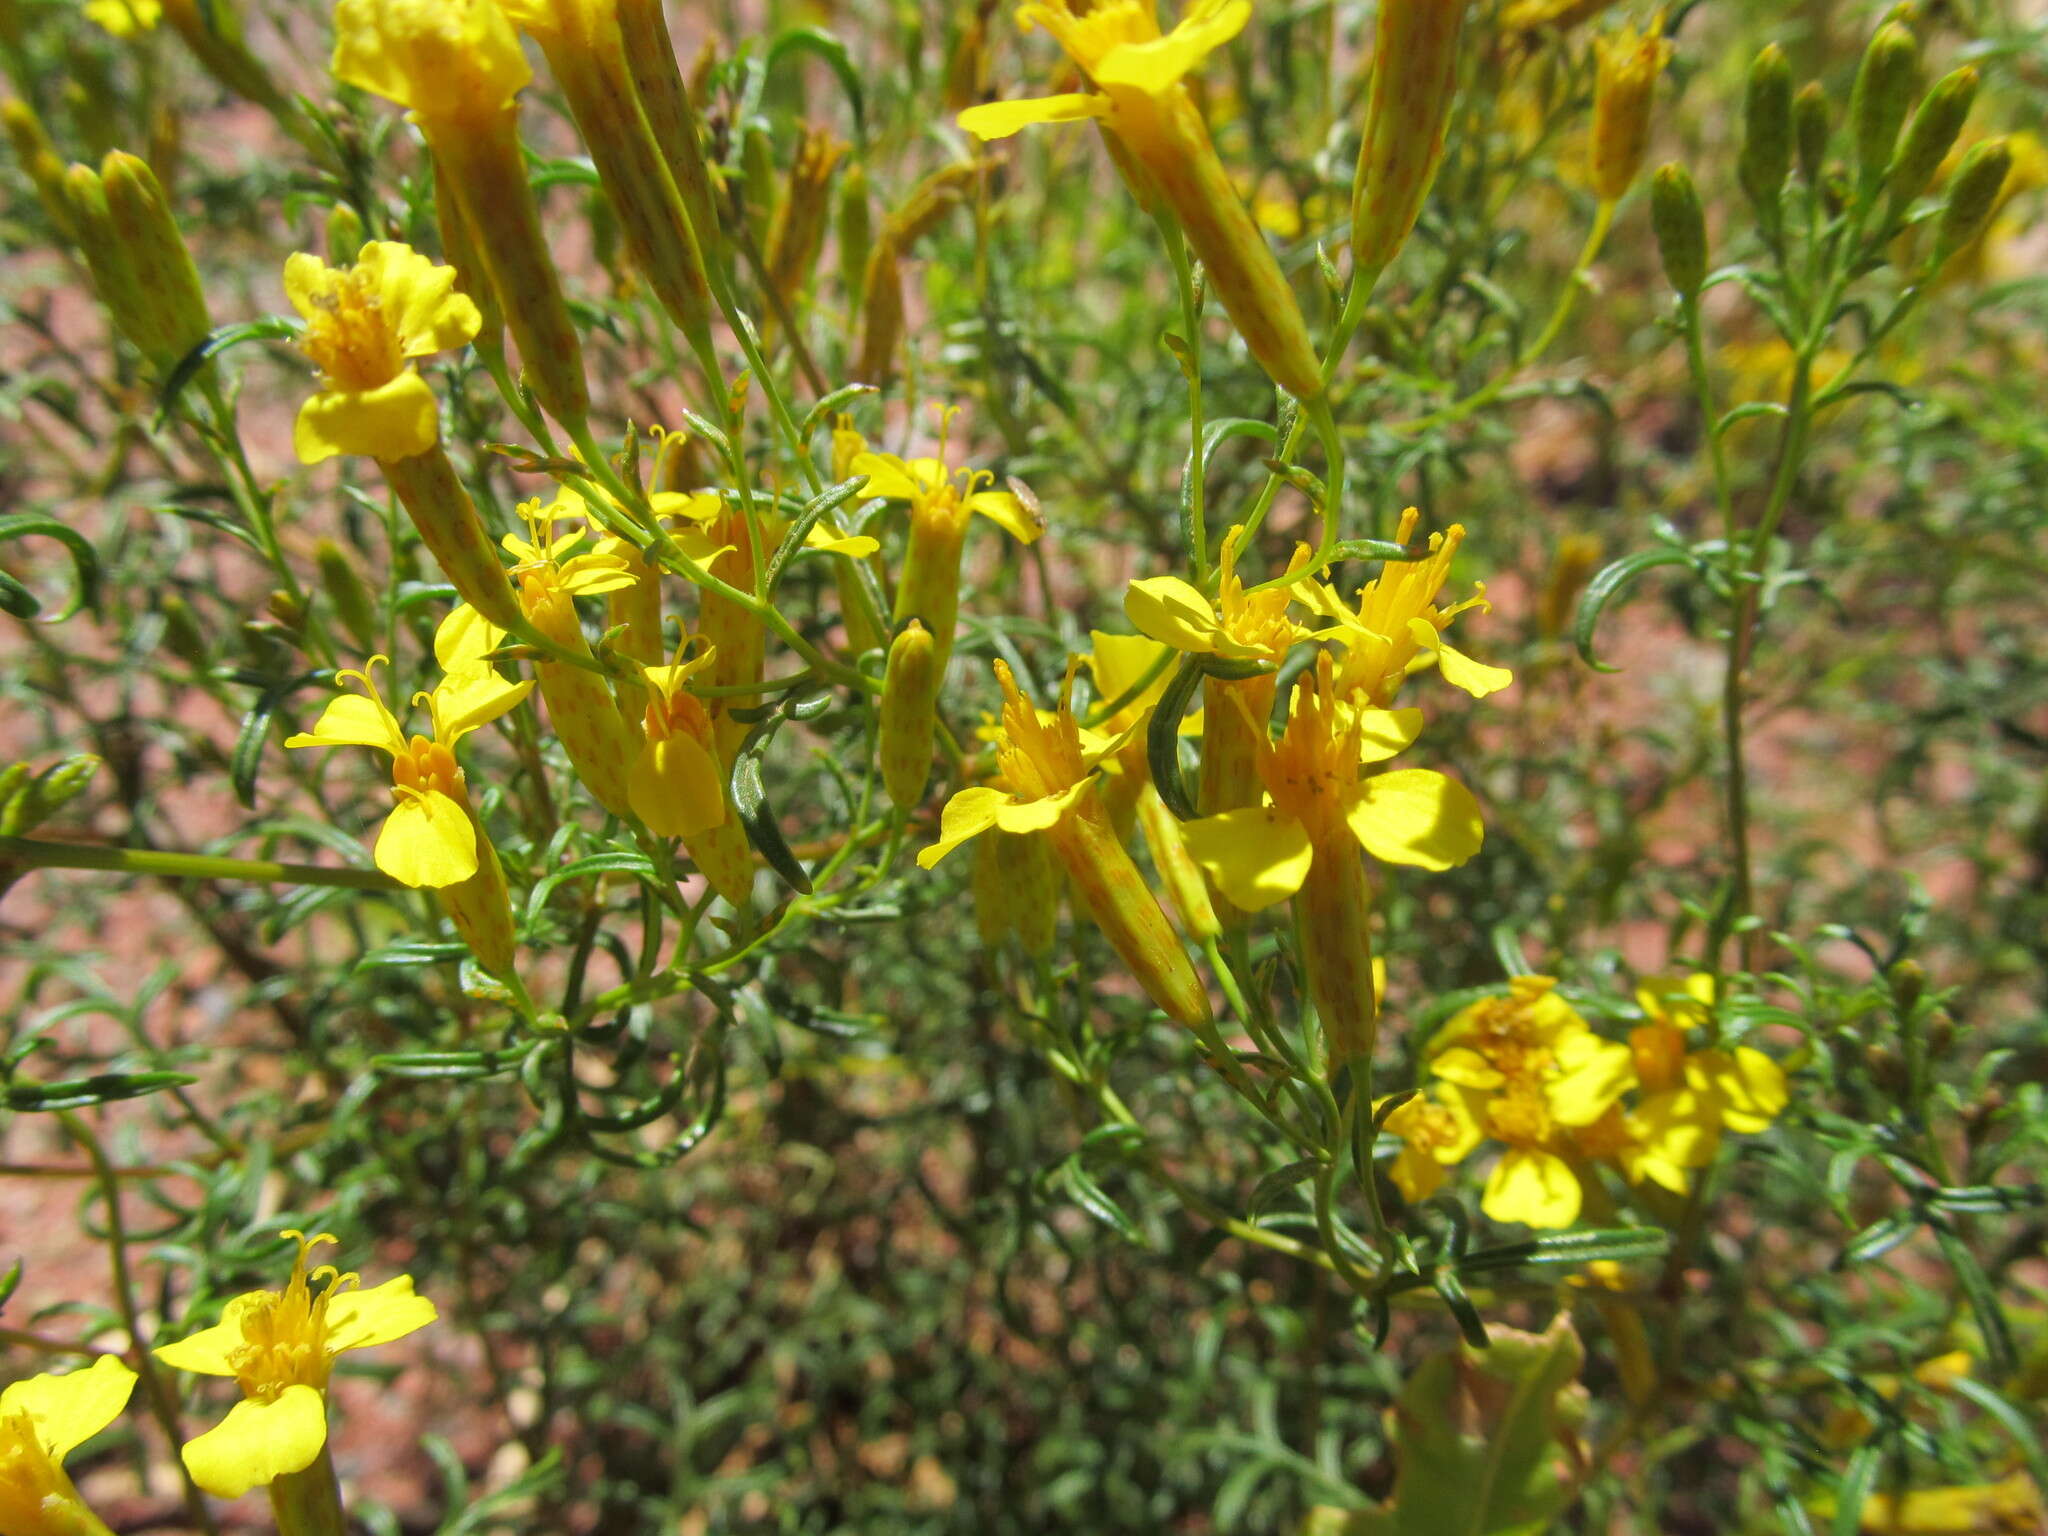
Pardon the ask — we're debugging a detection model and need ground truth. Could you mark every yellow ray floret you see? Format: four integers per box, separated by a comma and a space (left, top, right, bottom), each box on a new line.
0, 1356, 137, 1536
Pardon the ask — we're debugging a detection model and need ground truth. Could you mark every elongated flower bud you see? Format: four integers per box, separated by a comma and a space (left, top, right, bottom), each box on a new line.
160, 593, 210, 669
1651, 162, 1706, 295
1737, 43, 1792, 232
380, 446, 525, 634
1350, 0, 1466, 278
857, 234, 906, 384
1885, 65, 1977, 216
972, 827, 1059, 956
505, 0, 716, 352
698, 504, 766, 764
1198, 673, 1275, 820
4, 98, 76, 240
879, 621, 939, 812
1299, 825, 1377, 1062
100, 149, 210, 371
64, 161, 172, 366
436, 791, 519, 977
1850, 21, 1919, 198
605, 540, 664, 666
159, 0, 291, 115
316, 538, 379, 652
1048, 785, 1212, 1028
685, 814, 755, 908
1931, 136, 2011, 268
613, 0, 723, 257
837, 161, 872, 310
1590, 21, 1673, 203
766, 124, 847, 324
1138, 782, 1218, 942
893, 484, 970, 667
521, 573, 638, 817
1794, 81, 1829, 187
434, 170, 503, 348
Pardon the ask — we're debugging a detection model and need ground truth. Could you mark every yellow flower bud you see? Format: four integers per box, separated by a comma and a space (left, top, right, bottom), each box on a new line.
1590, 20, 1673, 203
972, 825, 1059, 956
379, 447, 526, 634
3, 99, 76, 241
100, 149, 211, 370
1350, 0, 1466, 278
879, 620, 939, 812
519, 569, 639, 819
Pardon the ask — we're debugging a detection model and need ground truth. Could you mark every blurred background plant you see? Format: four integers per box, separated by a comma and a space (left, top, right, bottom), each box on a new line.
1, 0, 2045, 1529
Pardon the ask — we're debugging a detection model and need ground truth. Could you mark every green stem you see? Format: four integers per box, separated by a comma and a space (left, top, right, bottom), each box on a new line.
269, 1442, 348, 1536
1, 836, 404, 890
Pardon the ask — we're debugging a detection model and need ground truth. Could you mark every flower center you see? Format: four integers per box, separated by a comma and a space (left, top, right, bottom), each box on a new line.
1261, 656, 1356, 829
1022, 0, 1160, 74
302, 269, 406, 392
1485, 1083, 1556, 1148
993, 661, 1087, 801
0, 1413, 68, 1527
394, 736, 461, 798
223, 1232, 358, 1401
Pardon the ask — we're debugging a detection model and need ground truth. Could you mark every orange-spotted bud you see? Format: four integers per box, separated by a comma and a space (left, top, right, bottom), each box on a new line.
520, 572, 638, 818
379, 447, 525, 634
879, 621, 939, 812
1350, 0, 1466, 278
1138, 783, 1219, 942
972, 826, 1060, 956
1590, 20, 1673, 202
1299, 828, 1377, 1062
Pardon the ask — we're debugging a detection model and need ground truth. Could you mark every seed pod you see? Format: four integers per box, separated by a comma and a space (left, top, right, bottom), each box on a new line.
1298, 828, 1377, 1062
1350, 0, 1467, 279
1137, 783, 1218, 942
1794, 82, 1829, 186
1885, 65, 1977, 217
1850, 21, 1919, 197
1931, 136, 2011, 267
378, 445, 525, 634
1045, 785, 1212, 1028
1737, 44, 1791, 231
520, 573, 639, 818
1651, 163, 1707, 295
316, 538, 379, 652
100, 150, 211, 371
878, 621, 939, 812
4, 99, 76, 240
1590, 21, 1673, 203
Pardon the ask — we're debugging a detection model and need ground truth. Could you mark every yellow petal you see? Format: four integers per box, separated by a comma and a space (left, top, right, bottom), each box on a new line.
850, 452, 924, 502
1123, 576, 1224, 654
967, 489, 1045, 544
375, 791, 478, 888
651, 490, 723, 524
1087, 631, 1173, 714
1093, 0, 1249, 94
283, 251, 335, 326
153, 1294, 265, 1377
431, 667, 532, 744
630, 734, 727, 839
1630, 1090, 1722, 1170
1180, 806, 1312, 911
992, 779, 1091, 836
1406, 618, 1513, 698
293, 370, 440, 465
180, 1385, 328, 1499
323, 1275, 437, 1354
283, 691, 405, 757
330, 0, 532, 121
1352, 706, 1424, 764
1389, 1143, 1445, 1203
916, 785, 1010, 869
1546, 1033, 1637, 1127
1429, 1045, 1504, 1091
0, 1356, 136, 1459
958, 92, 1108, 141
1482, 1148, 1583, 1228
801, 528, 883, 557
1690, 1046, 1788, 1134
1343, 768, 1484, 870
434, 605, 506, 671
356, 240, 480, 358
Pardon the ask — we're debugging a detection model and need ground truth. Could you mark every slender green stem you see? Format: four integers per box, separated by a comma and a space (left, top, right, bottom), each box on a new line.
2, 836, 404, 890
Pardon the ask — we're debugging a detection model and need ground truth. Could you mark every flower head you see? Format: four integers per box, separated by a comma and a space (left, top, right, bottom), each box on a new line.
630, 638, 728, 839
83, 0, 160, 36
957, 0, 1251, 142
285, 242, 480, 464
1179, 653, 1479, 911
156, 1231, 436, 1499
853, 417, 1043, 551
1125, 524, 1320, 665
0, 1356, 136, 1536
284, 655, 530, 887
332, 0, 532, 127
1312, 508, 1512, 707
917, 659, 1133, 868
1381, 1087, 1485, 1204
1623, 973, 1790, 1171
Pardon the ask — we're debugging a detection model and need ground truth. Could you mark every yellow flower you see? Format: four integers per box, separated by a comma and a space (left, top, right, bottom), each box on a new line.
1380, 1087, 1485, 1204
284, 242, 480, 465
1309, 508, 1512, 707
283, 655, 531, 887
0, 1356, 136, 1536
155, 1231, 436, 1499
1625, 972, 1789, 1166
1425, 977, 1636, 1228
1178, 654, 1477, 912
855, 418, 1042, 667
83, 0, 160, 35
331, 0, 532, 128
1125, 523, 1319, 666
629, 639, 727, 839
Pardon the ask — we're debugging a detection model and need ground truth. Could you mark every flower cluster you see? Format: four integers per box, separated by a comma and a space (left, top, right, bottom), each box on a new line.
1384, 974, 1789, 1228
